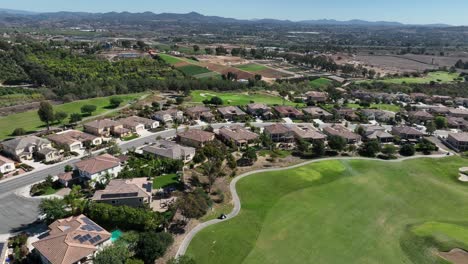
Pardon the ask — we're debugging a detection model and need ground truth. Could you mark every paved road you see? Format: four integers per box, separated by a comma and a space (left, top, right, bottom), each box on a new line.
175, 153, 451, 257
0, 193, 40, 233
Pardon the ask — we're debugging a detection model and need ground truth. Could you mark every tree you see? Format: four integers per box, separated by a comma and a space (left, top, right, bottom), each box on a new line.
168, 256, 196, 264
210, 96, 223, 106
94, 244, 131, 264
110, 97, 124, 108
38, 101, 54, 130
328, 135, 347, 151
54, 111, 68, 124
69, 113, 82, 123
136, 40, 147, 50
399, 144, 415, 156
193, 45, 200, 52
426, 121, 436, 135
177, 188, 212, 219
434, 116, 448, 129
39, 198, 69, 223
135, 232, 173, 264
12, 128, 26, 136
81, 104, 97, 116
107, 140, 122, 155
121, 40, 132, 49
175, 97, 184, 105
381, 144, 397, 156
358, 140, 381, 157
64, 165, 73, 172
312, 141, 325, 157
204, 48, 213, 55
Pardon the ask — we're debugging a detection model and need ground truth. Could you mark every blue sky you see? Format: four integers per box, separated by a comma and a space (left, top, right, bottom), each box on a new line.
0, 0, 466, 25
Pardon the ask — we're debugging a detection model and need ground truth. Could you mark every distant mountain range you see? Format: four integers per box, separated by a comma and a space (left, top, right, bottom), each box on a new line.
0, 9, 453, 27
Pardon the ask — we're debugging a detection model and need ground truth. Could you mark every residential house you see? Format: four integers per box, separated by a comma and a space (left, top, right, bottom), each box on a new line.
37, 147, 62, 163
302, 107, 333, 120
428, 106, 450, 116
120, 116, 159, 130
83, 119, 130, 138
152, 109, 184, 123
360, 109, 395, 122
57, 171, 77, 188
177, 129, 215, 148
362, 125, 394, 143
273, 106, 304, 119
142, 140, 196, 163
447, 132, 468, 152
74, 154, 121, 183
1, 136, 58, 161
217, 106, 247, 120
0, 155, 15, 174
218, 125, 259, 148
32, 214, 111, 264
246, 103, 273, 119
410, 93, 429, 102
323, 124, 361, 144
47, 130, 102, 152
185, 106, 214, 122
290, 124, 327, 143
392, 126, 425, 141
448, 108, 468, 119
92, 178, 152, 207
118, 117, 145, 134
305, 91, 328, 103
408, 111, 434, 124
431, 95, 452, 104
337, 108, 359, 121
264, 123, 295, 142
447, 116, 468, 131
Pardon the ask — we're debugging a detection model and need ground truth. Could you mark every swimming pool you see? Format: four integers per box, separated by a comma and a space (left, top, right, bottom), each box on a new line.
111, 230, 122, 242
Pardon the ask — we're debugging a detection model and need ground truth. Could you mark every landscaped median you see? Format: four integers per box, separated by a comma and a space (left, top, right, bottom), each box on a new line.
183, 155, 468, 264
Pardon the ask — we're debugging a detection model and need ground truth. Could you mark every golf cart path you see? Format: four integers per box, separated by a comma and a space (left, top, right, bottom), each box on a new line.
176, 153, 451, 257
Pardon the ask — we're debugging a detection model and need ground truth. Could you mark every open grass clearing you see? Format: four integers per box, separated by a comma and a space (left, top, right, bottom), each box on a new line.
153, 173, 180, 189
0, 93, 144, 140
187, 157, 468, 264
189, 90, 303, 106
178, 65, 211, 76
235, 64, 268, 72
359, 71, 461, 85
309, 77, 333, 89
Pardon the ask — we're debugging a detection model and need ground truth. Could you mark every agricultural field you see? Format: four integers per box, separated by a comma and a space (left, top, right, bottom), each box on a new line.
158, 54, 184, 65
235, 63, 268, 72
178, 65, 211, 77
187, 157, 468, 264
0, 93, 144, 140
309, 77, 333, 90
359, 71, 461, 85
189, 90, 301, 106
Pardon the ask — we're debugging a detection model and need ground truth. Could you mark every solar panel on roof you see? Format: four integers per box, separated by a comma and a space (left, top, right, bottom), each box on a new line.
95, 226, 103, 231
83, 234, 92, 240
78, 237, 86, 243
94, 235, 102, 241
73, 235, 82, 240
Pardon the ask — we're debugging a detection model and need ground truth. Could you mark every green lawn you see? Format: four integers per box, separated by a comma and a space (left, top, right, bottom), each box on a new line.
360, 71, 461, 85
187, 157, 468, 264
158, 54, 183, 65
235, 64, 268, 72
153, 173, 180, 189
178, 65, 211, 76
189, 90, 302, 106
0, 93, 144, 140
346, 103, 401, 112
309, 77, 333, 89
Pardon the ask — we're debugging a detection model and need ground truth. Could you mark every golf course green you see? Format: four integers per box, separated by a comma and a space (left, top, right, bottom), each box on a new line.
187, 157, 468, 264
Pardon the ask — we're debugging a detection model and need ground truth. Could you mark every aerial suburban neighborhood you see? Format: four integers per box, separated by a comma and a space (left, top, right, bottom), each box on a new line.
0, 1, 468, 264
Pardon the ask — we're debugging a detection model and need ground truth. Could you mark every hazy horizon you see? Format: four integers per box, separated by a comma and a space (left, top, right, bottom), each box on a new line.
0, 0, 467, 26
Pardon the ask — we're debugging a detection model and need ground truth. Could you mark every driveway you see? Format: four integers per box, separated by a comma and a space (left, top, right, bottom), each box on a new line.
0, 193, 40, 234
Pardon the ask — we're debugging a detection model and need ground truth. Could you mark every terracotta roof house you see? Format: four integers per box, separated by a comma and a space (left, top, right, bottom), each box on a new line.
264, 123, 295, 142
177, 129, 215, 148
185, 106, 214, 121
32, 214, 111, 264
92, 178, 152, 207
57, 171, 77, 187
217, 106, 247, 120
246, 103, 272, 116
74, 154, 121, 183
447, 116, 468, 131
408, 111, 434, 123
83, 119, 130, 138
273, 106, 304, 119
391, 126, 425, 140
428, 106, 450, 116
47, 130, 102, 152
323, 124, 361, 144
448, 108, 468, 119
218, 125, 259, 147
1, 136, 57, 161
142, 140, 196, 163
360, 109, 395, 122
152, 109, 184, 123
337, 108, 359, 121
362, 125, 394, 143
432, 95, 452, 104
290, 124, 327, 142
302, 107, 333, 120
305, 91, 328, 103
447, 132, 468, 152
120, 116, 159, 130
0, 155, 15, 174
410, 93, 429, 102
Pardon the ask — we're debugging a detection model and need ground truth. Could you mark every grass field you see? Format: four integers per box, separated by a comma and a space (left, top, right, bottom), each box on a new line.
187, 157, 468, 264
0, 93, 144, 140
360, 71, 461, 85
158, 54, 183, 65
189, 90, 302, 106
178, 65, 211, 76
235, 64, 268, 72
309, 77, 333, 89
347, 103, 401, 112
153, 173, 180, 189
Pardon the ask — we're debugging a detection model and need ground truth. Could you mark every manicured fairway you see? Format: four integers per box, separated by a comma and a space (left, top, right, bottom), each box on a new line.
0, 93, 144, 139
309, 77, 333, 89
347, 103, 401, 112
360, 71, 460, 85
189, 90, 302, 106
235, 64, 268, 72
187, 157, 468, 264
